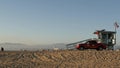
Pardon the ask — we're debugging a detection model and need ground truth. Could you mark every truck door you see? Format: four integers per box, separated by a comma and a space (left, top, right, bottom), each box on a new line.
90, 41, 97, 48
86, 41, 92, 48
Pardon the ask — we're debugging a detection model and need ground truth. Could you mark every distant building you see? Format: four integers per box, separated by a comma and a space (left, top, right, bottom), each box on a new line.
53, 48, 59, 50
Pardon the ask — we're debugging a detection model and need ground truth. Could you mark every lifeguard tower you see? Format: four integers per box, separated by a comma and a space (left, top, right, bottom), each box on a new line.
94, 29, 116, 50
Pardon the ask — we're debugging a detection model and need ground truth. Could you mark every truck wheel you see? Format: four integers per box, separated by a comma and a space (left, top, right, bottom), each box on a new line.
79, 47, 84, 50
98, 47, 103, 51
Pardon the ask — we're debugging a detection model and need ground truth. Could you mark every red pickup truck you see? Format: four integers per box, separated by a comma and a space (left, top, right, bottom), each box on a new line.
76, 40, 107, 50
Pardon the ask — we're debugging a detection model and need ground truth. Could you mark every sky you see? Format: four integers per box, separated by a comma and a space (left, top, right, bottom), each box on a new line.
0, 0, 120, 45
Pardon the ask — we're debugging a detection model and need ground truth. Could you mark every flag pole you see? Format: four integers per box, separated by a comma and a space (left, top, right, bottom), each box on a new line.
114, 21, 117, 45
115, 22, 117, 33
115, 24, 116, 45
114, 21, 119, 45
115, 25, 117, 33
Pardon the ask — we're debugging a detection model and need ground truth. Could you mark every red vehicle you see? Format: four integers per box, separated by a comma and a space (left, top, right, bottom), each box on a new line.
76, 40, 107, 50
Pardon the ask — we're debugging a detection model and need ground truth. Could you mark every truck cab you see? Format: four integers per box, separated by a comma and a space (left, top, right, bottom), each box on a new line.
76, 40, 107, 50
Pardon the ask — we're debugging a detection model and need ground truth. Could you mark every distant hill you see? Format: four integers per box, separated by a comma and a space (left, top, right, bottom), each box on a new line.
0, 42, 66, 51
0, 42, 28, 50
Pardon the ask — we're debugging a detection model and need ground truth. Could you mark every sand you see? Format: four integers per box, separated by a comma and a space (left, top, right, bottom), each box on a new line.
0, 50, 120, 68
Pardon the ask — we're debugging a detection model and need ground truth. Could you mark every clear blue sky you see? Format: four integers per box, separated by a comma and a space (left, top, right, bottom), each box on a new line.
0, 0, 120, 45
